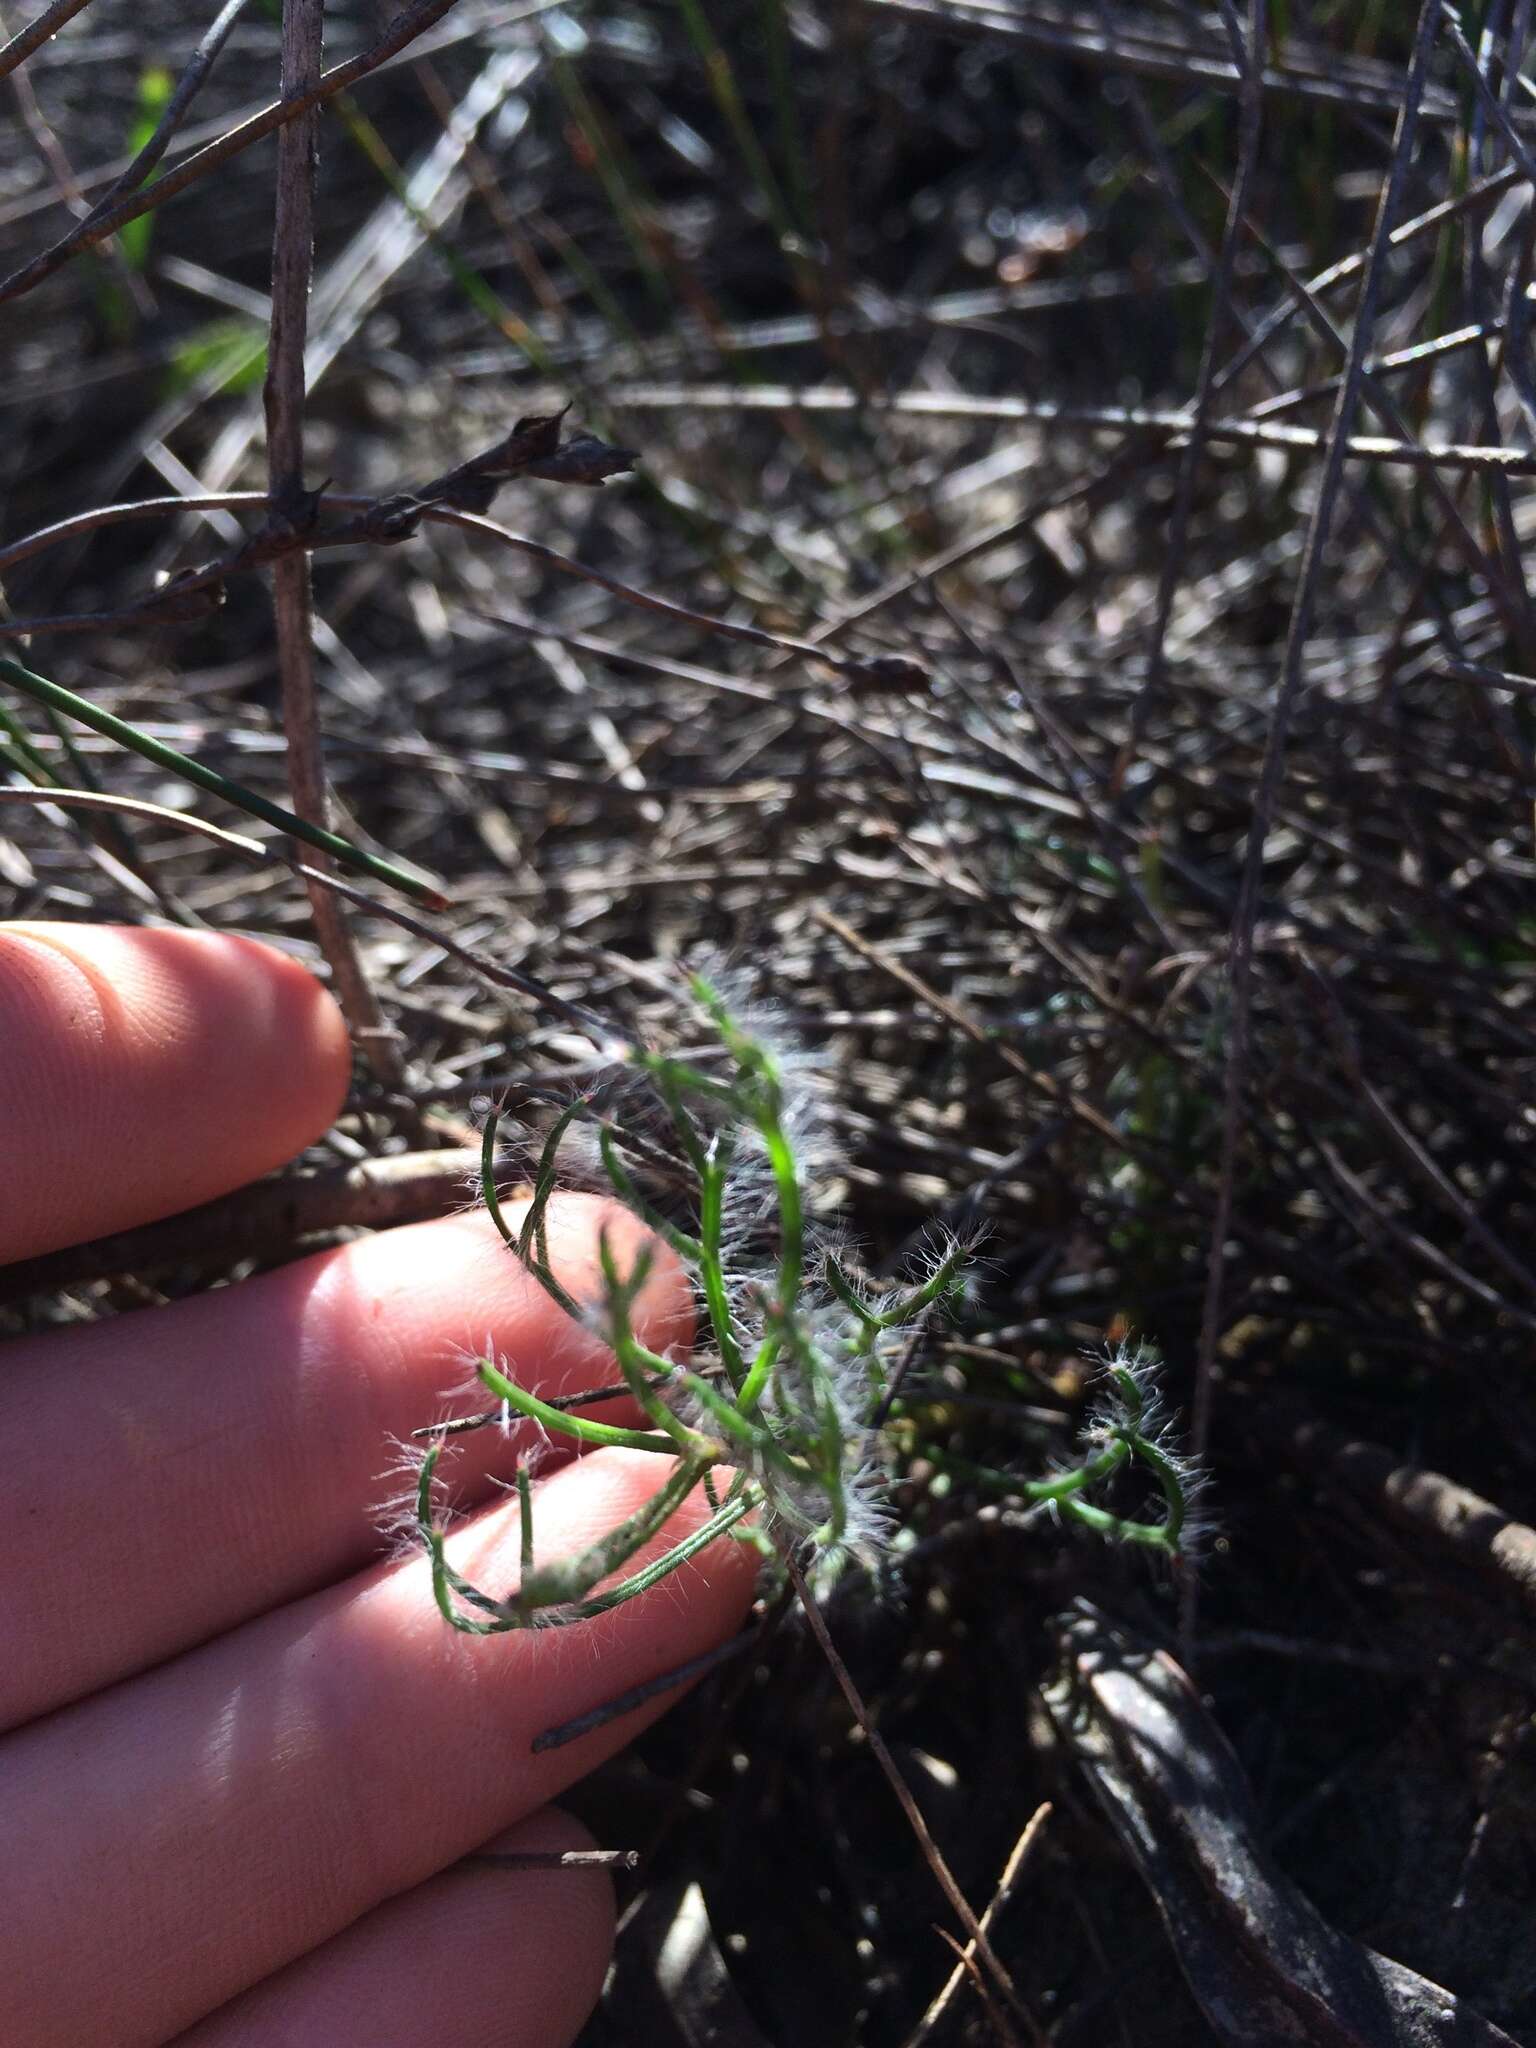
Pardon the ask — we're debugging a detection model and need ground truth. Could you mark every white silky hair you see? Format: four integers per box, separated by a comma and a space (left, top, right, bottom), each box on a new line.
419, 951, 973, 1628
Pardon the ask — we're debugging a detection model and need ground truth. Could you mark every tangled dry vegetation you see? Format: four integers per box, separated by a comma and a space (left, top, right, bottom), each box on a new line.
3, 1, 1536, 2042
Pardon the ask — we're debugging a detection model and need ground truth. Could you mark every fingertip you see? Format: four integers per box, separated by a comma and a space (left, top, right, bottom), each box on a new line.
472, 1806, 618, 1998
0, 923, 351, 1262
0, 1191, 699, 1727
0, 1441, 751, 2043
171, 1808, 615, 2048
506, 1191, 697, 1361
445, 1446, 759, 1703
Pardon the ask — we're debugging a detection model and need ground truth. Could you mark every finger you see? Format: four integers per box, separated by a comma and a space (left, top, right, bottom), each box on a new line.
0, 1201, 690, 1730
0, 1447, 755, 2048
171, 1809, 614, 2048
0, 922, 351, 1263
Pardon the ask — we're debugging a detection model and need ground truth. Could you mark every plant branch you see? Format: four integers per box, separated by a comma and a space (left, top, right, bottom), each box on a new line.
0, 0, 471, 303
781, 1542, 1030, 2041
266, 0, 401, 1081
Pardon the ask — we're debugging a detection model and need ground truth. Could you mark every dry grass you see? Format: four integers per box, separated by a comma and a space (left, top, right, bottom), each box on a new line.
3, 2, 1536, 2040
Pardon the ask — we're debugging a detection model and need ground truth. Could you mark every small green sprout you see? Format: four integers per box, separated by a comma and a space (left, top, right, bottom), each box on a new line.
411, 975, 1200, 1633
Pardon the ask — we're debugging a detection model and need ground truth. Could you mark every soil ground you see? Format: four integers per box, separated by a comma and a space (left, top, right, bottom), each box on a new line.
2, 5, 1535, 2043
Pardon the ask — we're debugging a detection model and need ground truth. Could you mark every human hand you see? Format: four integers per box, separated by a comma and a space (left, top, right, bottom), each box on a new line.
0, 922, 754, 2047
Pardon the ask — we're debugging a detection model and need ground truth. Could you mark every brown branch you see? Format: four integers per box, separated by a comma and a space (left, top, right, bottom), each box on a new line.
0, 785, 627, 1046
606, 381, 1536, 477
1121, 0, 1267, 773
1211, 164, 1522, 397
4, 1, 153, 319
0, 492, 267, 576
0, 453, 919, 701
1195, 161, 1533, 646
94, 0, 253, 211
902, 1804, 1052, 2048
1184, 0, 1444, 1649
0, 422, 636, 636
781, 1545, 1030, 2041
465, 1849, 640, 1872
1300, 955, 1536, 1310
0, 1148, 479, 1304
0, 0, 468, 304
266, 0, 402, 1083
1246, 1398, 1536, 1621
531, 1630, 755, 1752
811, 902, 1142, 1161
857, 0, 1462, 123
0, 0, 95, 86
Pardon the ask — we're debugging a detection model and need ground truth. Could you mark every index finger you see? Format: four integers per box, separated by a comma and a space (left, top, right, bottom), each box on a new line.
0, 922, 351, 1264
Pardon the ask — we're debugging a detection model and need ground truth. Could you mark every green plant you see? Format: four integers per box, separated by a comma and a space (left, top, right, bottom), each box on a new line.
411, 973, 1200, 1635
923, 1343, 1202, 1553
118, 66, 174, 272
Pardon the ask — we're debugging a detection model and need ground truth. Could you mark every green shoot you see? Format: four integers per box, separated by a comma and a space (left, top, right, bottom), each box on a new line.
413, 975, 1203, 1633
